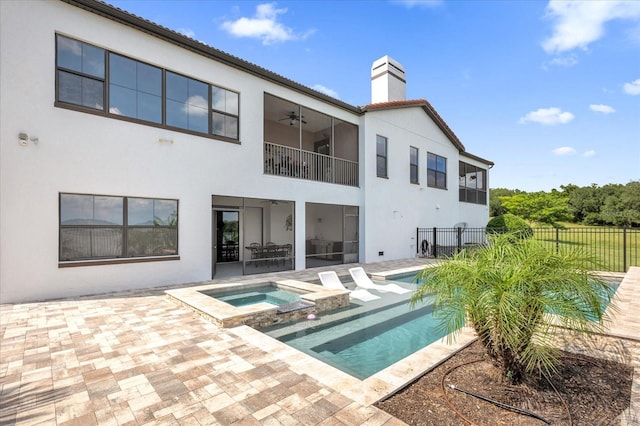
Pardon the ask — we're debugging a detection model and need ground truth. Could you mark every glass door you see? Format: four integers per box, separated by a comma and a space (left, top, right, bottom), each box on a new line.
215, 211, 239, 263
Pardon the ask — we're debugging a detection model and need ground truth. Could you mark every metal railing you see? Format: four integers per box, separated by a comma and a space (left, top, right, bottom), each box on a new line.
264, 142, 359, 187
416, 226, 639, 272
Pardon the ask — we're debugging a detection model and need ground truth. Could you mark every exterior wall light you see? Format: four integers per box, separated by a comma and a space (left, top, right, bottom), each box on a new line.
18, 132, 38, 146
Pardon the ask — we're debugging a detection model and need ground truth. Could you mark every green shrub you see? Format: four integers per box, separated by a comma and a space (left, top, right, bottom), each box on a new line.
486, 213, 533, 239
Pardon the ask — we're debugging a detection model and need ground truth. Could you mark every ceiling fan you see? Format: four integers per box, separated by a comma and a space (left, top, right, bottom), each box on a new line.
279, 112, 307, 125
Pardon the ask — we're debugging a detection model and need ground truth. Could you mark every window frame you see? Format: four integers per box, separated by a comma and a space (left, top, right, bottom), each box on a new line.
410, 146, 419, 184
458, 161, 487, 205
59, 193, 179, 266
427, 152, 447, 189
55, 36, 106, 111
211, 85, 240, 141
54, 34, 240, 143
376, 135, 388, 178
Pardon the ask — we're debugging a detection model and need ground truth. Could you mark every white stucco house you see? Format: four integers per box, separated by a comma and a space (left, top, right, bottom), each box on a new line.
0, 0, 493, 303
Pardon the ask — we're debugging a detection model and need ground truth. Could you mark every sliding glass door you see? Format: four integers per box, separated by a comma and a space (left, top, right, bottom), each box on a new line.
305, 203, 359, 268
212, 196, 294, 278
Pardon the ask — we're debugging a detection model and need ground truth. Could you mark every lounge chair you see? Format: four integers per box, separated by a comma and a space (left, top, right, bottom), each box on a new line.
317, 271, 380, 302
348, 267, 411, 294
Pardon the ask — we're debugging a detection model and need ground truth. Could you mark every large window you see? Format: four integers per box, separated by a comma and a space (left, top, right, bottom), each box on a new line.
459, 162, 487, 204
59, 193, 178, 262
427, 152, 447, 189
410, 146, 419, 184
55, 34, 239, 141
376, 135, 388, 178
166, 71, 209, 132
109, 53, 162, 123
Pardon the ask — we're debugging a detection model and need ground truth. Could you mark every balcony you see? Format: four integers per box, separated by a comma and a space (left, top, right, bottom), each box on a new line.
264, 142, 359, 187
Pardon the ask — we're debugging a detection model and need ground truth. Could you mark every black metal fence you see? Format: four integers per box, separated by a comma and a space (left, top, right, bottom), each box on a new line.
416, 226, 640, 273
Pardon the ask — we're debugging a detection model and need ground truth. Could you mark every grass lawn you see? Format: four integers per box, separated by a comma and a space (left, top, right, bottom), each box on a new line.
532, 223, 640, 272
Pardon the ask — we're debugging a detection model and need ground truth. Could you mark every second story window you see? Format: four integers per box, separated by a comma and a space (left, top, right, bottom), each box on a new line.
55, 34, 239, 142
377, 135, 388, 178
212, 87, 239, 139
166, 72, 209, 133
410, 146, 419, 184
427, 152, 447, 189
56, 36, 105, 110
109, 53, 162, 123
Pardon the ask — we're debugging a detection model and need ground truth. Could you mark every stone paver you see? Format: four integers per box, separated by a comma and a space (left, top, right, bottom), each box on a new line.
1, 262, 638, 425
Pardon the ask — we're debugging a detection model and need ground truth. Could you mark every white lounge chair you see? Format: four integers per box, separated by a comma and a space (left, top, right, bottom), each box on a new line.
348, 267, 411, 294
317, 271, 380, 302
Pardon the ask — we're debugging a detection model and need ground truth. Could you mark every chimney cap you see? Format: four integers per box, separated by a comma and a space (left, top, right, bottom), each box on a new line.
371, 55, 406, 103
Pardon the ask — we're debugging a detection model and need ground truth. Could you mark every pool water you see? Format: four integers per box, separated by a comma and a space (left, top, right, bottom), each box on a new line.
389, 271, 620, 316
205, 286, 302, 308
261, 274, 621, 380
387, 272, 421, 284
264, 289, 441, 380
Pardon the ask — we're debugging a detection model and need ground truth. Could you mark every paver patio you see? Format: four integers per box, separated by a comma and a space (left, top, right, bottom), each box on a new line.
1, 261, 638, 425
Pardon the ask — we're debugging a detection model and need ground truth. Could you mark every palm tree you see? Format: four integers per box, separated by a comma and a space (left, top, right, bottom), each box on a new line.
411, 233, 616, 384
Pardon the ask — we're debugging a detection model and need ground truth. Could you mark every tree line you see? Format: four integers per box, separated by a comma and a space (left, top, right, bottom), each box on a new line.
490, 181, 640, 227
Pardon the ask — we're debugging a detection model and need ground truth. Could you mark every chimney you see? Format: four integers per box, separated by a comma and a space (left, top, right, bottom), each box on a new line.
371, 55, 406, 104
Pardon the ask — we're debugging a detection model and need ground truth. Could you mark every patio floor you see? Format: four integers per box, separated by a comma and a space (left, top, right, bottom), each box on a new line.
1, 261, 639, 425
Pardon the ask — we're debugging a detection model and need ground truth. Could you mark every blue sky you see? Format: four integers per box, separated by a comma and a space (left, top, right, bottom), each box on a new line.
107, 0, 639, 192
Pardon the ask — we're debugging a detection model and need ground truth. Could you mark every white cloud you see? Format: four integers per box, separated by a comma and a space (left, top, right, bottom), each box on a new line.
552, 146, 576, 156
589, 104, 615, 114
584, 150, 596, 157
178, 28, 196, 39
391, 0, 443, 8
519, 107, 575, 125
220, 3, 313, 45
542, 1, 640, 54
623, 78, 640, 95
109, 106, 122, 115
183, 95, 209, 116
546, 54, 578, 68
312, 84, 340, 99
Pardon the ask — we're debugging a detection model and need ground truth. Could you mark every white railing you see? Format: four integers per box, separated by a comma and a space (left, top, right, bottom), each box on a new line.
264, 142, 359, 187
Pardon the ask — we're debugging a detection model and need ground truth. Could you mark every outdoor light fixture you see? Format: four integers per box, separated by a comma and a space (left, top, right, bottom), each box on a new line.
18, 132, 38, 146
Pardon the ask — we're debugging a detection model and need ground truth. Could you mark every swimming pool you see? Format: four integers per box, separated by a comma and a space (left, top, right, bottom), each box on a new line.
206, 285, 302, 308
263, 283, 441, 380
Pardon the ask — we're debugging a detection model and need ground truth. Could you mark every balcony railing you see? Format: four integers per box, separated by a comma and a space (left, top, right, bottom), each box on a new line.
264, 142, 359, 187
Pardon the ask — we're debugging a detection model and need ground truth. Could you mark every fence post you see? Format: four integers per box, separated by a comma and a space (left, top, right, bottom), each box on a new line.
432, 227, 438, 258
623, 226, 627, 272
555, 227, 559, 254
457, 227, 462, 253
416, 228, 419, 256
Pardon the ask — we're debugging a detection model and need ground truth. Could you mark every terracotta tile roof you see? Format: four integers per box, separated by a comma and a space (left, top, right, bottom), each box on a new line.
363, 99, 466, 152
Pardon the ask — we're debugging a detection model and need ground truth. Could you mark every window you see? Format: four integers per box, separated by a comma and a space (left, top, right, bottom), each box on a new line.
427, 152, 447, 189
376, 135, 388, 178
166, 71, 209, 132
212, 86, 239, 139
55, 34, 239, 141
56, 36, 105, 110
459, 162, 487, 204
59, 193, 178, 262
410, 146, 419, 184
109, 53, 162, 123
